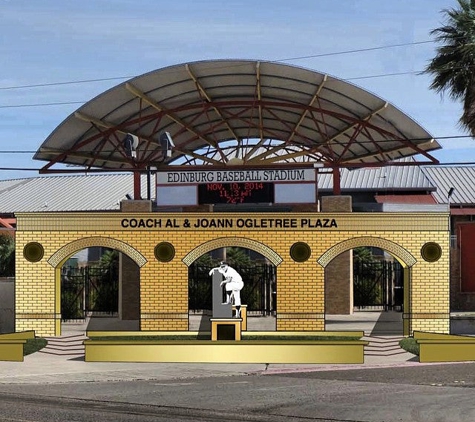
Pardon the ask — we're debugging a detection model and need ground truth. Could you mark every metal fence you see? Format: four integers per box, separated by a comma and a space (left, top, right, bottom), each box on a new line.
188, 263, 276, 316
353, 260, 403, 311
61, 265, 118, 321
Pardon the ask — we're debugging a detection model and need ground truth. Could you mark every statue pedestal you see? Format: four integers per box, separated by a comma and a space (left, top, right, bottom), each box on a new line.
211, 269, 232, 318
210, 318, 242, 341
232, 305, 247, 330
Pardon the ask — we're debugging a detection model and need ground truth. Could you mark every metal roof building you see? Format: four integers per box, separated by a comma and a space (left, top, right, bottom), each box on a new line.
0, 174, 150, 213
0, 164, 472, 214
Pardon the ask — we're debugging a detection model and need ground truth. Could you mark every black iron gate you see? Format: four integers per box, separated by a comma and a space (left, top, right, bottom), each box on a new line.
188, 263, 276, 315
61, 265, 119, 321
353, 260, 403, 310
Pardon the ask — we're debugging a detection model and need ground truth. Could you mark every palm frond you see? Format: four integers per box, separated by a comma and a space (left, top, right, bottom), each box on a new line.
424, 0, 475, 135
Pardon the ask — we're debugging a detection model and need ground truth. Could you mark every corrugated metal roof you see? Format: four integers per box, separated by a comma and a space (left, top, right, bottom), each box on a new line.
317, 161, 435, 191
0, 179, 31, 195
375, 194, 437, 204
422, 166, 475, 205
34, 60, 440, 172
0, 174, 152, 213
1, 164, 474, 213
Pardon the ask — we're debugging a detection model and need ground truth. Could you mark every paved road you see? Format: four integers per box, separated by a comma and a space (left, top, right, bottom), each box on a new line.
1, 362, 475, 421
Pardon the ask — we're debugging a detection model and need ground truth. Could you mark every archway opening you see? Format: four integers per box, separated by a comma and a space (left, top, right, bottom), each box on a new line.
353, 247, 404, 312
325, 246, 407, 336
60, 246, 140, 333
188, 246, 277, 332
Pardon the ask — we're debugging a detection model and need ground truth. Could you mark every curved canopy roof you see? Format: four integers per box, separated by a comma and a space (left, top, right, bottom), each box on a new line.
35, 60, 440, 173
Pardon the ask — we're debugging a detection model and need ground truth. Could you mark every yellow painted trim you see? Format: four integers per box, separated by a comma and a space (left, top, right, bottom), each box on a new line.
414, 331, 473, 340
55, 266, 61, 336
84, 340, 369, 364
0, 340, 27, 362
0, 331, 35, 340
403, 267, 410, 336
415, 331, 475, 362
210, 318, 242, 341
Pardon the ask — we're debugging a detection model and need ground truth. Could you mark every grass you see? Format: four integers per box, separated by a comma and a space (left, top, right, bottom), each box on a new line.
399, 337, 419, 356
88, 335, 361, 342
24, 338, 47, 356
243, 335, 359, 341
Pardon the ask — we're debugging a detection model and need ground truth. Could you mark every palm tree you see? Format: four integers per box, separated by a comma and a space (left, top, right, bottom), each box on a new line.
424, 0, 475, 135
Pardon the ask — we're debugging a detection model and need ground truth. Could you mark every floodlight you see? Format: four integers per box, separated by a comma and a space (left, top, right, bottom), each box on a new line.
123, 133, 139, 158
159, 132, 175, 158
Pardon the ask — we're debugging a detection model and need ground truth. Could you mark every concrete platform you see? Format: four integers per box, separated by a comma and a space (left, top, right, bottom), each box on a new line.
60, 311, 404, 336
450, 312, 475, 335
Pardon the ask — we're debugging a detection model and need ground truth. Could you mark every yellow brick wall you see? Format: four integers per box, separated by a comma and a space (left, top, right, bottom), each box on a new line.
15, 212, 450, 336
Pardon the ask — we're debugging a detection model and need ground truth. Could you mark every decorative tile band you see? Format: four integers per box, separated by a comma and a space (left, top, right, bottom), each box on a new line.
403, 313, 450, 319
277, 313, 325, 320
318, 236, 417, 268
16, 313, 61, 319
140, 313, 189, 320
182, 237, 282, 266
48, 236, 147, 268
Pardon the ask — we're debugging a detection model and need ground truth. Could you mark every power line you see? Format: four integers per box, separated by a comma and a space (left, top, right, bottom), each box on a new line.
0, 76, 135, 91
0, 68, 429, 110
275, 40, 434, 63
0, 39, 434, 92
0, 101, 85, 109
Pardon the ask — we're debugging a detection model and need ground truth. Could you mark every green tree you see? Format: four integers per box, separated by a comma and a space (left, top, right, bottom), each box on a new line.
424, 0, 475, 135
353, 246, 377, 266
0, 235, 15, 277
98, 249, 119, 270
226, 247, 252, 266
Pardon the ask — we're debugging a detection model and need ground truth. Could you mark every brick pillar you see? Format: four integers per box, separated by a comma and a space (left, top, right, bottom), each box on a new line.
119, 253, 140, 320
322, 196, 353, 315
120, 200, 152, 212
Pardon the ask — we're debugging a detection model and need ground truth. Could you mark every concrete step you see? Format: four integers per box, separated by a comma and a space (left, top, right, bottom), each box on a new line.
38, 349, 85, 356
41, 334, 87, 356
362, 335, 410, 356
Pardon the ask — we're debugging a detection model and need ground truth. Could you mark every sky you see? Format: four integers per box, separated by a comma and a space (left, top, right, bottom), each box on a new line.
0, 0, 473, 180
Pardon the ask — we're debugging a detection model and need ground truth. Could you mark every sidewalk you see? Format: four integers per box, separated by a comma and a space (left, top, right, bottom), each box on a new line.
0, 311, 425, 385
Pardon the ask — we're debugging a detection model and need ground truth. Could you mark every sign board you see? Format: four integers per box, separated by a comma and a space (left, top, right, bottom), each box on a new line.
198, 182, 274, 204
157, 168, 315, 185
156, 168, 316, 206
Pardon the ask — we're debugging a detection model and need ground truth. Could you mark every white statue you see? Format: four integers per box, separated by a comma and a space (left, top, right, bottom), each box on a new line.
209, 261, 244, 317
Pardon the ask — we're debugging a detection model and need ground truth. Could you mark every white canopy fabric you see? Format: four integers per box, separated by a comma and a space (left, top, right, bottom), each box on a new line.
35, 60, 440, 172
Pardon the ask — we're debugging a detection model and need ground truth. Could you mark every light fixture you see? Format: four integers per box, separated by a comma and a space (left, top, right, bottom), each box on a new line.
123, 133, 139, 158
159, 132, 175, 158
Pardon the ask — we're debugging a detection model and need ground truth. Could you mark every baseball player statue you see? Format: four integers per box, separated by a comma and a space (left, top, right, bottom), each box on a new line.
209, 261, 244, 318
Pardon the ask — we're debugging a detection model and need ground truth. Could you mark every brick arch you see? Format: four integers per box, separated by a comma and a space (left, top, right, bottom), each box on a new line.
317, 236, 416, 268
47, 236, 147, 268
182, 237, 283, 267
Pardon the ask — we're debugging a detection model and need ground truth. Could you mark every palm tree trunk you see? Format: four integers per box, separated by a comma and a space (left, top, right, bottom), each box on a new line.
462, 77, 475, 137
